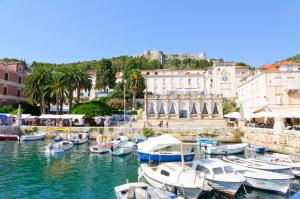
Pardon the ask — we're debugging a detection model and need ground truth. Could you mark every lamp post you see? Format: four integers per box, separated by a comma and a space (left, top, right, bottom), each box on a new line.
145, 73, 148, 126
123, 79, 127, 126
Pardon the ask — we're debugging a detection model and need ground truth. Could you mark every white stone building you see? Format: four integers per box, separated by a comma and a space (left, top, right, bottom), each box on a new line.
238, 61, 300, 115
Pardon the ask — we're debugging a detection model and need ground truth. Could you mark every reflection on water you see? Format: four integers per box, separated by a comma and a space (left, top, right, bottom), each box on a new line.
0, 140, 299, 199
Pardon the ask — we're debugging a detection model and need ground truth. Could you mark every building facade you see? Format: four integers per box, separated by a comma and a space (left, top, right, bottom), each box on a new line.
145, 92, 223, 120
142, 61, 250, 98
237, 61, 300, 114
0, 61, 28, 106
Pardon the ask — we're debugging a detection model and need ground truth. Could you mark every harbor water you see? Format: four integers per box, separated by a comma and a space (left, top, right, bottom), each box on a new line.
0, 140, 300, 199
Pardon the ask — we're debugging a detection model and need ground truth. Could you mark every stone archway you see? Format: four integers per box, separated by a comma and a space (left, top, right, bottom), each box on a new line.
179, 103, 188, 118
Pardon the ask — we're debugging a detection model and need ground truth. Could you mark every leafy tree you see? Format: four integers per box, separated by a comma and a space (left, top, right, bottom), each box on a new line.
142, 128, 154, 138
235, 62, 248, 66
71, 101, 112, 120
109, 82, 131, 99
12, 102, 40, 116
222, 98, 239, 115
48, 72, 66, 114
0, 105, 14, 113
126, 69, 145, 109
96, 59, 115, 91
107, 98, 124, 110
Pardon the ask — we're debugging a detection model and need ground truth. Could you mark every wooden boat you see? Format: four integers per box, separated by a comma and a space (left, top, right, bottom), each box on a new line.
20, 132, 46, 141
222, 157, 293, 193
114, 182, 177, 199
205, 143, 248, 155
69, 132, 89, 145
137, 134, 195, 162
110, 141, 135, 156
90, 142, 112, 154
0, 134, 19, 141
190, 158, 245, 196
138, 163, 211, 199
45, 141, 74, 154
223, 156, 291, 173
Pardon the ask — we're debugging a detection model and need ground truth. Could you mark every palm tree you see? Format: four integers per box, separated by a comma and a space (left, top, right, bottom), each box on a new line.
127, 69, 145, 109
24, 67, 49, 114
75, 71, 92, 103
48, 72, 66, 114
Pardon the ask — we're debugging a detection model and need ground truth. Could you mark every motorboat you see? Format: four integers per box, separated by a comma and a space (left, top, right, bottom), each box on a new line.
195, 137, 217, 146
222, 156, 293, 193
90, 142, 112, 154
205, 143, 248, 155
20, 132, 46, 141
137, 134, 195, 162
223, 156, 291, 174
114, 182, 178, 199
69, 132, 89, 145
189, 158, 245, 196
138, 163, 211, 199
0, 134, 19, 141
45, 141, 74, 154
110, 141, 135, 156
253, 154, 300, 177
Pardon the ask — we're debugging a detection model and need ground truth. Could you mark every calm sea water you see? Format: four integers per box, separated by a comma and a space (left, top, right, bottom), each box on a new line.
0, 140, 299, 199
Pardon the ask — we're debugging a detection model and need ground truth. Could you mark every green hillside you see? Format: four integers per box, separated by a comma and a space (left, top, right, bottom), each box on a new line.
283, 54, 300, 62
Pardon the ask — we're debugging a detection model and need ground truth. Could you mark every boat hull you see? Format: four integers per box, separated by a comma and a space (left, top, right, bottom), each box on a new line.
111, 147, 134, 156
244, 177, 290, 194
138, 151, 195, 162
73, 137, 89, 145
0, 135, 19, 141
90, 145, 110, 153
206, 144, 247, 155
140, 168, 202, 199
45, 142, 74, 154
208, 180, 241, 196
20, 133, 46, 141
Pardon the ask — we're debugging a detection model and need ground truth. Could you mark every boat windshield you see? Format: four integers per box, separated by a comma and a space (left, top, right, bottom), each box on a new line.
196, 165, 210, 174
224, 166, 234, 173
212, 167, 224, 175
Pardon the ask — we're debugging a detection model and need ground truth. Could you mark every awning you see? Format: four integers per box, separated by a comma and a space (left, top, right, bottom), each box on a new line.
137, 134, 181, 153
224, 112, 255, 119
39, 114, 84, 119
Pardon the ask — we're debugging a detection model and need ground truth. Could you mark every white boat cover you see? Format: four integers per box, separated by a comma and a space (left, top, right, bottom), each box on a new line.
137, 134, 181, 153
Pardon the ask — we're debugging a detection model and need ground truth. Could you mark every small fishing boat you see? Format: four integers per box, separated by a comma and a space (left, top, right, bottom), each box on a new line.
114, 182, 178, 199
137, 134, 195, 162
223, 156, 291, 174
190, 158, 245, 196
0, 134, 19, 141
110, 141, 135, 156
138, 163, 211, 199
20, 132, 46, 141
69, 132, 89, 145
222, 157, 293, 193
253, 154, 300, 177
195, 137, 217, 146
45, 141, 74, 154
90, 142, 112, 154
205, 143, 248, 155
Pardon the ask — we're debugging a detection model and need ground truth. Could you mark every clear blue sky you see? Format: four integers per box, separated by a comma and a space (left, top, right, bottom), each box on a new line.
0, 0, 299, 67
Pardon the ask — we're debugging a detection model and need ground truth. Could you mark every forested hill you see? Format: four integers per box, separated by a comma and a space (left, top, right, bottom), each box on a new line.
283, 54, 300, 62
1, 56, 226, 72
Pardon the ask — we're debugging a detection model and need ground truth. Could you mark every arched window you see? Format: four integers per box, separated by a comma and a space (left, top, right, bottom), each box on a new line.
169, 103, 176, 115
159, 103, 165, 114
191, 103, 197, 114
202, 102, 208, 114
148, 103, 155, 115
213, 103, 219, 114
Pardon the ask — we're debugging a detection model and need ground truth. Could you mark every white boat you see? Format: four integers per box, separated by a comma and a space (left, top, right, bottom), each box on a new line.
20, 132, 46, 141
222, 157, 293, 193
137, 134, 195, 162
69, 132, 89, 145
205, 143, 248, 155
138, 163, 211, 199
190, 158, 245, 196
45, 141, 74, 154
114, 182, 178, 199
110, 141, 135, 156
254, 154, 300, 177
223, 156, 291, 173
90, 142, 112, 154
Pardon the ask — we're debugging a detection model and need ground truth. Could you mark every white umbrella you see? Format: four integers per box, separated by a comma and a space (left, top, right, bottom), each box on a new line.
15, 104, 22, 126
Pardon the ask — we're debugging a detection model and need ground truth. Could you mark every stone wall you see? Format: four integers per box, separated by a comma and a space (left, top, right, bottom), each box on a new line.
20, 126, 238, 143
242, 127, 300, 155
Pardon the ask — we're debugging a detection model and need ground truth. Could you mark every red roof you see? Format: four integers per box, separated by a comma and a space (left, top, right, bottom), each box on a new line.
258, 61, 300, 71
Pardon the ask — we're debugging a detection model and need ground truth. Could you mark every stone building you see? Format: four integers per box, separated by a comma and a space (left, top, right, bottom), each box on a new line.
144, 91, 223, 120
